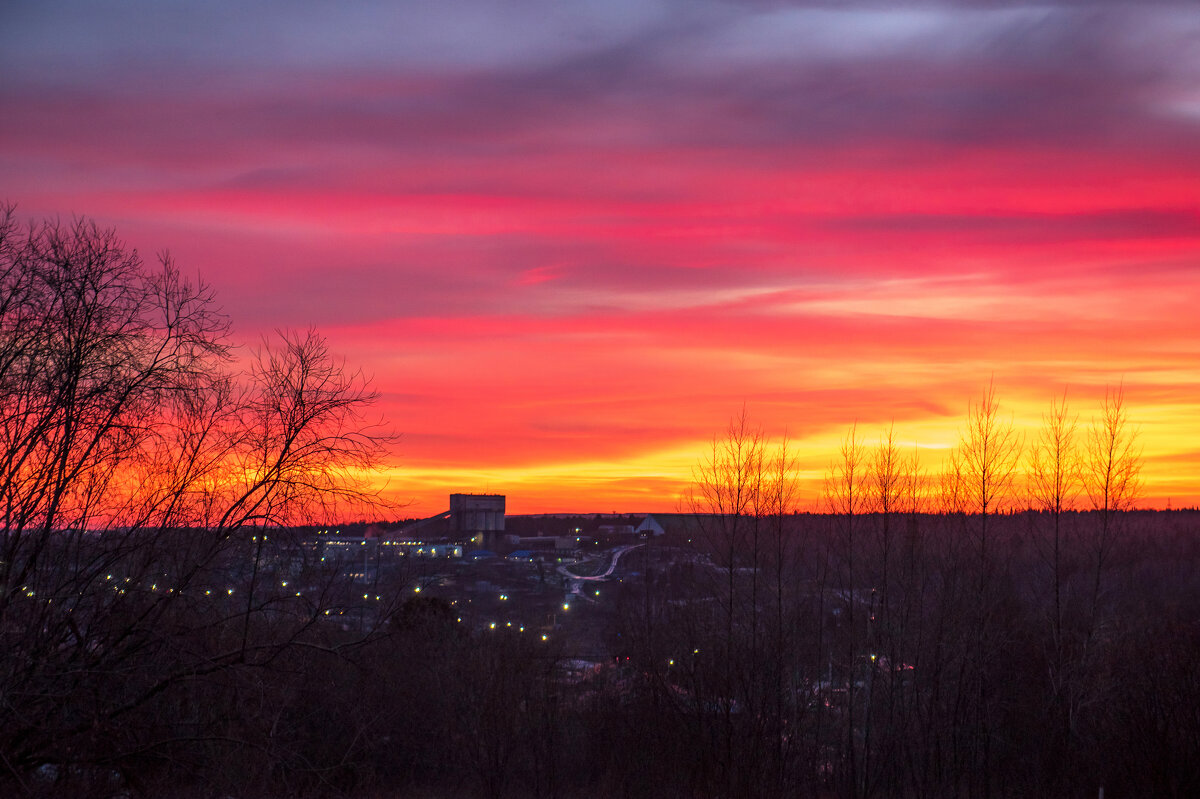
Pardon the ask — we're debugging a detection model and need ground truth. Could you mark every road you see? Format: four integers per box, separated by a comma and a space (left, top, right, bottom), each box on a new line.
557, 544, 643, 600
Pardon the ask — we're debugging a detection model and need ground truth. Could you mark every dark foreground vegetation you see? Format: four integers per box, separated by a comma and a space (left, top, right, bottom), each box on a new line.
7, 510, 1199, 799
602, 508, 1200, 799
3, 207, 1198, 797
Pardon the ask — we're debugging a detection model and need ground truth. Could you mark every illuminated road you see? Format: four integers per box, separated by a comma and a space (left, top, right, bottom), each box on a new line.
558, 544, 643, 582
557, 544, 644, 602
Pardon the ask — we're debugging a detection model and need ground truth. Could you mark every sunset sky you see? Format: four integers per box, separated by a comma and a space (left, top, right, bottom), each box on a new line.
3, 1, 1198, 515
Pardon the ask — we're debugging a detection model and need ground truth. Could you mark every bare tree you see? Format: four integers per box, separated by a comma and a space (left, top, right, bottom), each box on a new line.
936, 448, 967, 516
0, 207, 394, 794
761, 435, 803, 794
870, 424, 906, 517
1082, 386, 1141, 517
955, 380, 1023, 533
1027, 390, 1079, 648
1022, 390, 1085, 790
951, 381, 1022, 799
824, 422, 868, 797
856, 424, 925, 797
685, 407, 770, 795
869, 424, 913, 639
1081, 385, 1142, 642
951, 380, 1023, 605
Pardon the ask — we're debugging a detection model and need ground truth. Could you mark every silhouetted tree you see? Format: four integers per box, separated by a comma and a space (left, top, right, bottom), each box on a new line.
0, 206, 393, 796
1024, 390, 1084, 790
1081, 384, 1142, 639
1027, 390, 1079, 645
952, 382, 1022, 798
685, 408, 766, 795
824, 423, 868, 797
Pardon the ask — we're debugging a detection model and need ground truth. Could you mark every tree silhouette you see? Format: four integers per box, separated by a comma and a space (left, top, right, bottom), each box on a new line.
1082, 384, 1142, 637
0, 205, 393, 794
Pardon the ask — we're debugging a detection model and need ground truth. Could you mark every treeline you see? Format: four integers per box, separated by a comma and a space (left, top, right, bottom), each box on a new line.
605, 506, 1200, 799
595, 397, 1182, 798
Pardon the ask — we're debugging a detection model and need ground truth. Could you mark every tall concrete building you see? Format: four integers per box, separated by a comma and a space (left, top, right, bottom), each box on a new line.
449, 493, 505, 546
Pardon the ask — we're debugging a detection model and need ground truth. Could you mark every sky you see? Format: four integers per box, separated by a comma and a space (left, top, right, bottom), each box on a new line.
2, 0, 1199, 515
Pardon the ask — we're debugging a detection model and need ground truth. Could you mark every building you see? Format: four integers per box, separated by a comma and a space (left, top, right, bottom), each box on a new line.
450, 493, 506, 546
